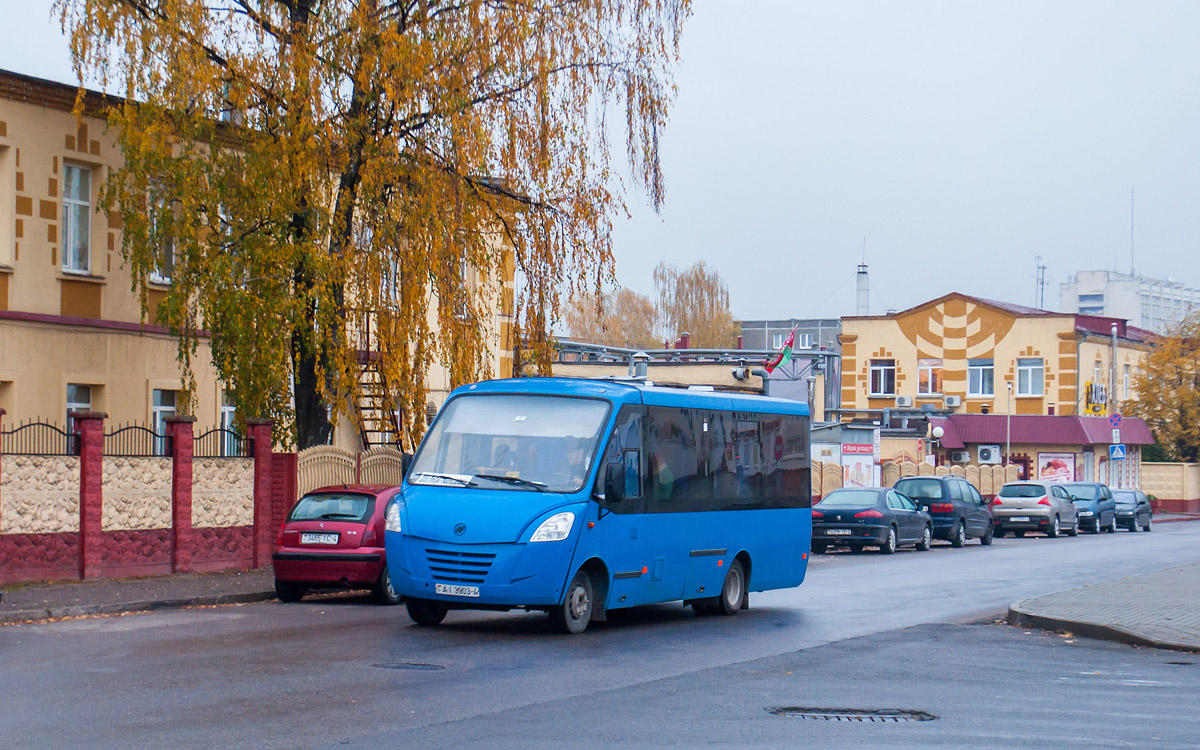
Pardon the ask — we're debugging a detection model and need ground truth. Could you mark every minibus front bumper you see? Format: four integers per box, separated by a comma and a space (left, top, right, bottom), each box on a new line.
384, 532, 576, 607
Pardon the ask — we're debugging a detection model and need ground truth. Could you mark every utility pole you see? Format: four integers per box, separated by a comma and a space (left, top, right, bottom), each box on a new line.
1006, 380, 1013, 474
1109, 321, 1118, 416
1034, 256, 1047, 309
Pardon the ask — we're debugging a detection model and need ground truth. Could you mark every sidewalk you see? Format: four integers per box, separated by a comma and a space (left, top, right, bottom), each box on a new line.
1009, 563, 1200, 652
0, 568, 277, 624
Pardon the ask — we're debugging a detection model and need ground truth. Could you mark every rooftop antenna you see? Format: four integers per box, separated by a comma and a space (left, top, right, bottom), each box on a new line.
856, 251, 870, 316
1034, 255, 1047, 309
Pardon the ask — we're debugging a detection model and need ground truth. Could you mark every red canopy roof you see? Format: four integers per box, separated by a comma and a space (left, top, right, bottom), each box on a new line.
930, 414, 1153, 449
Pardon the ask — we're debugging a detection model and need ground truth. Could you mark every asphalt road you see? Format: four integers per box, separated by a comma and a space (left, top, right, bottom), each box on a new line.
3, 523, 1199, 749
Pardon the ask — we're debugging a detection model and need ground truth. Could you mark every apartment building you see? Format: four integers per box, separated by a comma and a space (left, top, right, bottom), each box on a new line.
1061, 270, 1199, 334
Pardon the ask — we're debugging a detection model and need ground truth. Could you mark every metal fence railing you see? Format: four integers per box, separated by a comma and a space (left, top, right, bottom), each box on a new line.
194, 427, 251, 458
104, 423, 172, 457
0, 420, 78, 456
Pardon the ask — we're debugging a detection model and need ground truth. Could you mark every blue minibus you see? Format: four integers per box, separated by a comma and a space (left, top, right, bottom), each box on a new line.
384, 377, 811, 633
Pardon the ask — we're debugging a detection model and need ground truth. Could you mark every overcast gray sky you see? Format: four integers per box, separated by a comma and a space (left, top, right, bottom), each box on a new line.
6, 2, 1197, 321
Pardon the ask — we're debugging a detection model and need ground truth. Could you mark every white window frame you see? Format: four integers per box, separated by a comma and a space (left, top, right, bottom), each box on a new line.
869, 359, 896, 397
771, 333, 785, 349
795, 333, 813, 349
152, 389, 176, 455
1016, 358, 1045, 396
968, 359, 994, 397
61, 164, 92, 274
918, 358, 943, 395
66, 383, 92, 432
220, 391, 238, 456
148, 190, 174, 284
1123, 364, 1132, 400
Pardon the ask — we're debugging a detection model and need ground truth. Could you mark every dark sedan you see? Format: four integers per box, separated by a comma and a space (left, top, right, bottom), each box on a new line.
1113, 489, 1153, 532
812, 487, 934, 555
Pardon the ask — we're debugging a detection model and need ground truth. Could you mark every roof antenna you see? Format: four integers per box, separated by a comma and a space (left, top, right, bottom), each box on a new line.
1130, 187, 1135, 277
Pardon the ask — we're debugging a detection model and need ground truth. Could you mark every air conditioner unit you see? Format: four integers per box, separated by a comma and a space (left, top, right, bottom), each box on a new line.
895, 395, 913, 407
977, 444, 1002, 464
943, 395, 962, 408
950, 450, 970, 463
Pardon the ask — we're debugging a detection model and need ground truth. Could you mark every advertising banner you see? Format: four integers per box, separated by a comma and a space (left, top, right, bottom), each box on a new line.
1037, 452, 1075, 482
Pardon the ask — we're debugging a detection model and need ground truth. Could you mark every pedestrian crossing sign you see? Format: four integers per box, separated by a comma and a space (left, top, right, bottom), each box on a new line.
1109, 444, 1127, 461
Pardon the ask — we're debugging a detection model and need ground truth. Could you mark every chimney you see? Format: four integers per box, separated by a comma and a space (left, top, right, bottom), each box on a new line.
679, 332, 692, 349
736, 334, 743, 350
856, 263, 870, 316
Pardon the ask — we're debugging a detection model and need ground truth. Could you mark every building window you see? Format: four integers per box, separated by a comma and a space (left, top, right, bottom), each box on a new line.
1016, 358, 1044, 396
869, 359, 896, 396
67, 384, 92, 432
220, 390, 238, 456
918, 358, 942, 395
152, 389, 176, 454
1123, 364, 1132, 400
0, 145, 13, 267
796, 333, 813, 349
148, 192, 174, 284
968, 358, 994, 397
62, 164, 92, 274
771, 333, 785, 349
1094, 360, 1103, 384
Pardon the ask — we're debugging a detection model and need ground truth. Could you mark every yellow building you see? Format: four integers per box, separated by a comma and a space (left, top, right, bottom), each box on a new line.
0, 69, 512, 448
839, 293, 1155, 418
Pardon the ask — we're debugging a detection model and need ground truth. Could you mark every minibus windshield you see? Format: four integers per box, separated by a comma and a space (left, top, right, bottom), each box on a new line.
409, 394, 610, 493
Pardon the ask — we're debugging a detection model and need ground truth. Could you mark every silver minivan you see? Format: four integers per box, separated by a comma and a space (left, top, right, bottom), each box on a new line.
993, 482, 1079, 538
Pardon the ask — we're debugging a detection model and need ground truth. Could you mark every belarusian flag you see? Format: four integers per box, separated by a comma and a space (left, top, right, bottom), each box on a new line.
765, 328, 795, 373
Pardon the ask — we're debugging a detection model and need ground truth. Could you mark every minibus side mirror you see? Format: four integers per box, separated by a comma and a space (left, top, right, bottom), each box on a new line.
604, 462, 625, 504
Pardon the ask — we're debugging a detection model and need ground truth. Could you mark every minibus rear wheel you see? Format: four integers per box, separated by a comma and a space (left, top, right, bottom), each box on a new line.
550, 569, 594, 634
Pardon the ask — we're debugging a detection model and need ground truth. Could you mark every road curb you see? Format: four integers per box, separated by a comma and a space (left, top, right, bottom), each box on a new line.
0, 590, 277, 625
1007, 600, 1200, 654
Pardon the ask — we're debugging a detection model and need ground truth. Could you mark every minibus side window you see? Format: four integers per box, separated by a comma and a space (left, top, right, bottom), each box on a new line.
595, 405, 645, 513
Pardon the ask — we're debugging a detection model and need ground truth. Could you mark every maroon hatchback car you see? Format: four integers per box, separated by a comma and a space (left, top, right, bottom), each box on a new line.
272, 485, 402, 605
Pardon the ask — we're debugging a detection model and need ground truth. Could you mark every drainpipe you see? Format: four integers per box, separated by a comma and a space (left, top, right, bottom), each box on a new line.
751, 368, 770, 396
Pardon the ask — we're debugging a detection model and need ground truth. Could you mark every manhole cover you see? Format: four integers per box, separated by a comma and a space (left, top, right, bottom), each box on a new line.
767, 707, 937, 722
371, 663, 445, 671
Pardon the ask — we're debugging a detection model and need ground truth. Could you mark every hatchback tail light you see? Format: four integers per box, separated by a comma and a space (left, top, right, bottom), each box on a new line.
854, 509, 884, 518
276, 525, 287, 545
930, 503, 955, 513
1037, 498, 1052, 506
811, 510, 824, 518
362, 524, 378, 546
991, 498, 1002, 506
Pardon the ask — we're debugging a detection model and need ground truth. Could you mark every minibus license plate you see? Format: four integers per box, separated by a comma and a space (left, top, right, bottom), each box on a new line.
1010, 517, 1030, 522
827, 529, 851, 535
301, 532, 339, 545
436, 584, 480, 598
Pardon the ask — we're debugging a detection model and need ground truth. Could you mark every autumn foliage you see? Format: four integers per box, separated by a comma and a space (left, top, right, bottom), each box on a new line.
652, 260, 739, 348
56, 0, 690, 447
1126, 312, 1200, 462
564, 287, 659, 349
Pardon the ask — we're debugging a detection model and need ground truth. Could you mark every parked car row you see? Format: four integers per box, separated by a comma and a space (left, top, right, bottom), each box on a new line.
812, 478, 1153, 555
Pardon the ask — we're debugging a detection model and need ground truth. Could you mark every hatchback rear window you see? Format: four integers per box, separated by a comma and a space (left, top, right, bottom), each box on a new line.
999, 484, 1046, 498
289, 493, 374, 523
893, 479, 943, 499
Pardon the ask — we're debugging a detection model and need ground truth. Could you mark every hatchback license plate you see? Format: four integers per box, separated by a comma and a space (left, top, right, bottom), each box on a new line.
301, 532, 339, 545
827, 529, 852, 535
435, 584, 480, 598
1009, 517, 1030, 522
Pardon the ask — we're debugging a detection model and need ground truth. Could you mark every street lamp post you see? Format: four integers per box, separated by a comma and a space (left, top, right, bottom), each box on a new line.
1006, 380, 1013, 476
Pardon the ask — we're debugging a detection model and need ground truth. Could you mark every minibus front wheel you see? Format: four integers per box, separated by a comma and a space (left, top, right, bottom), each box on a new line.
550, 569, 594, 634
406, 597, 449, 626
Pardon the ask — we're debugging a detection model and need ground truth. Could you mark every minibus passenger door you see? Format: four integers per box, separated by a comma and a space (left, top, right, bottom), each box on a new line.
578, 406, 654, 610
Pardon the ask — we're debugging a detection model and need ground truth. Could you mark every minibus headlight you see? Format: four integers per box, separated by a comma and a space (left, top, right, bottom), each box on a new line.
530, 512, 575, 542
385, 502, 403, 533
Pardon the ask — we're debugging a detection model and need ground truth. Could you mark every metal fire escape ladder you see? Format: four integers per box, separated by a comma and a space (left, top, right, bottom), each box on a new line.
356, 358, 404, 449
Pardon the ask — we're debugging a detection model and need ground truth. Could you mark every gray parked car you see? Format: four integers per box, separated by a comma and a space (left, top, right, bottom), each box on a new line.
1113, 490, 1153, 532
993, 482, 1079, 538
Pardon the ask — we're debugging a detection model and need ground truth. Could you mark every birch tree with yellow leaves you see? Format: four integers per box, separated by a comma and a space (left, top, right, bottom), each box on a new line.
1127, 313, 1200, 462
56, 0, 690, 447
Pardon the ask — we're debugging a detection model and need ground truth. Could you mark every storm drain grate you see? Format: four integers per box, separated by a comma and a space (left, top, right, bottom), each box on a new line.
371, 663, 445, 671
767, 707, 937, 723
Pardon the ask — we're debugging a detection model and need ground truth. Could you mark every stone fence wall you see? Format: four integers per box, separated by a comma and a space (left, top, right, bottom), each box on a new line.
812, 459, 1021, 500
0, 411, 288, 584
1141, 462, 1200, 514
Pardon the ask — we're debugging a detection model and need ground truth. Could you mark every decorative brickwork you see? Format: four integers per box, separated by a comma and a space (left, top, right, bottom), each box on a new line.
0, 532, 80, 584
97, 528, 172, 577
0, 455, 80, 533
191, 526, 254, 571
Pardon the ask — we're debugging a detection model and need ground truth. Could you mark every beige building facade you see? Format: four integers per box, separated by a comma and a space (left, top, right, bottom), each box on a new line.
0, 69, 513, 447
839, 293, 1155, 418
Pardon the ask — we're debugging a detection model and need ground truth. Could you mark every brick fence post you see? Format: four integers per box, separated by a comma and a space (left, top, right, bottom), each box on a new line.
247, 419, 274, 568
0, 408, 5, 507
74, 410, 107, 580
167, 416, 196, 574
